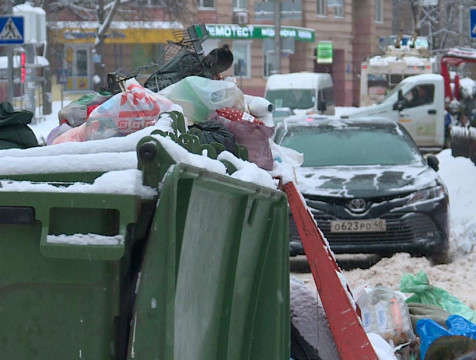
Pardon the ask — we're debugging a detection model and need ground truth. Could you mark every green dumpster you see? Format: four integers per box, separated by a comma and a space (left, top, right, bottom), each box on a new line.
0, 129, 290, 359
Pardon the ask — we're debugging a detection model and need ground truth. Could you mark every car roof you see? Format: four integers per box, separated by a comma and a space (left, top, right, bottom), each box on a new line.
277, 115, 398, 129
273, 115, 412, 145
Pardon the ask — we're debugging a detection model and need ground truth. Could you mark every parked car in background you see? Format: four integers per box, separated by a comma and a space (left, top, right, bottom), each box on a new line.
272, 107, 292, 124
274, 116, 450, 264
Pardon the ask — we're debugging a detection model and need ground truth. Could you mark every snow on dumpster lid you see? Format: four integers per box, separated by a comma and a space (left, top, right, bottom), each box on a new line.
0, 113, 279, 194
0, 169, 158, 199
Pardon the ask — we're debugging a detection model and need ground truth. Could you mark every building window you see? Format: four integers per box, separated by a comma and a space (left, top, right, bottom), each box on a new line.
197, 0, 215, 9
328, 0, 343, 17
233, 0, 247, 10
263, 52, 276, 77
317, 0, 326, 16
233, 42, 251, 78
375, 0, 383, 23
262, 38, 276, 77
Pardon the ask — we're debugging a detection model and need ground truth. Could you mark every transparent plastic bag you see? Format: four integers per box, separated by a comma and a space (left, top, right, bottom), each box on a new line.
159, 76, 245, 123
356, 284, 416, 346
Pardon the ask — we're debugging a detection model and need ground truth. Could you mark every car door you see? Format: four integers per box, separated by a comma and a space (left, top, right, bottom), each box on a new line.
398, 83, 438, 147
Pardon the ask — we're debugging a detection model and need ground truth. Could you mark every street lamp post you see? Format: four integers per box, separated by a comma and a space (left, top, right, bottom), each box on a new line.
459, 1, 464, 46
274, 0, 281, 74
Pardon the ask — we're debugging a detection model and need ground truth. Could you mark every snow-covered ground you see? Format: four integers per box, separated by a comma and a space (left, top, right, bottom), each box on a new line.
30, 102, 476, 312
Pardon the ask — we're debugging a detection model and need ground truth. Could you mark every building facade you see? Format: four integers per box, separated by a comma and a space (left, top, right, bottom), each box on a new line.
47, 6, 182, 92
192, 0, 392, 105
45, 0, 392, 106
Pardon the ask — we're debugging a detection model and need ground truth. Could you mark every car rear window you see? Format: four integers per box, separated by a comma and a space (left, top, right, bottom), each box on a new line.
281, 126, 422, 166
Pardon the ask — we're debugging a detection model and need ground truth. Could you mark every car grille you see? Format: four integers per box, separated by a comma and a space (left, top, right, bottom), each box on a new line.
289, 213, 439, 246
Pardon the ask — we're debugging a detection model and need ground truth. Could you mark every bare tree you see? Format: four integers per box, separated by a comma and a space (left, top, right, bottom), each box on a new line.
393, 0, 476, 52
417, 0, 462, 51
25, 0, 193, 80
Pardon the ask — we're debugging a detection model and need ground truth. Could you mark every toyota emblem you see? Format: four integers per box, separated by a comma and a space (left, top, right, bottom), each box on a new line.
348, 198, 367, 213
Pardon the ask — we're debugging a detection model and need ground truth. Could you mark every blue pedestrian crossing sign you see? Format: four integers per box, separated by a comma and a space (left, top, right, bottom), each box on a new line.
0, 16, 24, 44
57, 69, 69, 85
471, 7, 476, 39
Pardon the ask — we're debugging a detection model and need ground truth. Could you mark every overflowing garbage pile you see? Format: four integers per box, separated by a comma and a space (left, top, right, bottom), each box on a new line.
292, 269, 476, 360
46, 75, 278, 172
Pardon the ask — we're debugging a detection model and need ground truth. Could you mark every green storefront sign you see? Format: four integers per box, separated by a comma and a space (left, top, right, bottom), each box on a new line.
317, 41, 333, 63
198, 24, 315, 43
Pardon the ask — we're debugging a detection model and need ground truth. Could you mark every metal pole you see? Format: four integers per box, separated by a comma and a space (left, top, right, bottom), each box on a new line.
24, 44, 36, 122
7, 0, 14, 104
274, 0, 281, 74
459, 1, 464, 46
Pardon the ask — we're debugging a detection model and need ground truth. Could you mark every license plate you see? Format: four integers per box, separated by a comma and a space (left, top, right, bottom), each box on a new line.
330, 219, 386, 233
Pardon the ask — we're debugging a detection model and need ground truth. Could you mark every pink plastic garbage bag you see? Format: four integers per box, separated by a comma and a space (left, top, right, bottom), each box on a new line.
53, 79, 175, 144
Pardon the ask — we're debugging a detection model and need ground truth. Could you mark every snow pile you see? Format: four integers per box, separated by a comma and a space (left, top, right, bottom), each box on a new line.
368, 55, 430, 67
0, 169, 158, 199
7, 99, 285, 195
437, 149, 476, 254
459, 77, 476, 99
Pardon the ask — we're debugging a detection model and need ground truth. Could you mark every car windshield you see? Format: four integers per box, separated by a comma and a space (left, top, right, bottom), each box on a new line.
266, 89, 315, 109
281, 125, 422, 166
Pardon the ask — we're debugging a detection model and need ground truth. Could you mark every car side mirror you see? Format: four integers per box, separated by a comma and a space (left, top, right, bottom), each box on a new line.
393, 89, 405, 111
318, 100, 327, 112
426, 154, 439, 172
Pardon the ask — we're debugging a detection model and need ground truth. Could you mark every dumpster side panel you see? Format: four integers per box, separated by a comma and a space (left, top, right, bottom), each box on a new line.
0, 222, 119, 359
130, 165, 290, 360
0, 192, 143, 359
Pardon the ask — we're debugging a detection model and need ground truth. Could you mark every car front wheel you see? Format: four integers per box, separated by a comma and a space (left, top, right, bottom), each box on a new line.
427, 248, 450, 265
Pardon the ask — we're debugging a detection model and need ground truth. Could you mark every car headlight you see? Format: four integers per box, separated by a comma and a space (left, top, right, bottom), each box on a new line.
407, 185, 446, 205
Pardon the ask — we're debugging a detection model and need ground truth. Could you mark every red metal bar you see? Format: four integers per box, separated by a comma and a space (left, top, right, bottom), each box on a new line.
283, 181, 378, 360
440, 60, 453, 103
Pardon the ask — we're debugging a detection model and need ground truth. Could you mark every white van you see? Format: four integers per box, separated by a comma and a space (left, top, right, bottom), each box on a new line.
264, 72, 335, 115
